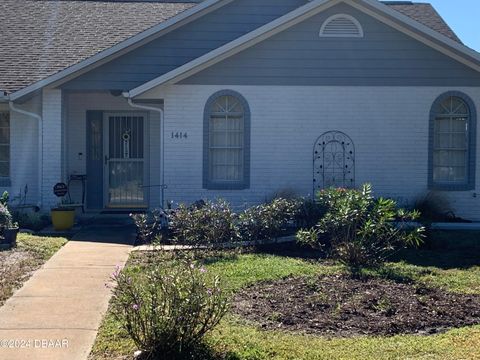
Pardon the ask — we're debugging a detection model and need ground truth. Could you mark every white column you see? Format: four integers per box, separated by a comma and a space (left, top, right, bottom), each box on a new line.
41, 88, 63, 209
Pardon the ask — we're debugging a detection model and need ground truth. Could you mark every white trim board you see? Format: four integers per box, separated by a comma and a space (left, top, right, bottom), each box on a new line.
126, 0, 480, 98
7, 0, 233, 102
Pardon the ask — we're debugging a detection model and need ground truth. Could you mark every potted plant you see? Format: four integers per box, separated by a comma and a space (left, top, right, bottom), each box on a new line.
0, 201, 19, 247
51, 200, 76, 231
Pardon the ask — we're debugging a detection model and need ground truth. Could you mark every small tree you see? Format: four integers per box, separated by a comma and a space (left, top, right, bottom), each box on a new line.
111, 259, 229, 359
297, 184, 424, 275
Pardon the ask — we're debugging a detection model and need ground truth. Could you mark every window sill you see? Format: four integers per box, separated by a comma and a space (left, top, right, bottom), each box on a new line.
204, 182, 249, 191
429, 183, 474, 191
0, 178, 11, 187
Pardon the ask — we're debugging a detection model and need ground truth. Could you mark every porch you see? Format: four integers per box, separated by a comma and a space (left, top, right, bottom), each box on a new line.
56, 90, 163, 212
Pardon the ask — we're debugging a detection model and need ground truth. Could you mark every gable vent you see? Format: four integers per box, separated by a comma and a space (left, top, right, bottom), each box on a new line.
320, 14, 364, 38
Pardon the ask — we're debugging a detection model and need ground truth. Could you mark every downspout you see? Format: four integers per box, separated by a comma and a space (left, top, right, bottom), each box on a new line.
9, 100, 43, 208
124, 96, 166, 208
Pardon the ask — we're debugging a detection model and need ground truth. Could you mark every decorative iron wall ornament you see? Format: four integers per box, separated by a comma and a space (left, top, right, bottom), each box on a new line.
313, 131, 355, 193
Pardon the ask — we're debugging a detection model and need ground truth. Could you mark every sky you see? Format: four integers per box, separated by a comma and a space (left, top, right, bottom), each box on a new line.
424, 0, 480, 52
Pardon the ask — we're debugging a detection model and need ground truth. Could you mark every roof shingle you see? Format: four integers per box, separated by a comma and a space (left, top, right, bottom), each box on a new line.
384, 2, 462, 43
0, 0, 464, 95
0, 0, 196, 94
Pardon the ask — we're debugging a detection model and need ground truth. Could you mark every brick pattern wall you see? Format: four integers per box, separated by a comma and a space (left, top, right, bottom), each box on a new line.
156, 85, 480, 219
41, 88, 63, 208
0, 97, 41, 207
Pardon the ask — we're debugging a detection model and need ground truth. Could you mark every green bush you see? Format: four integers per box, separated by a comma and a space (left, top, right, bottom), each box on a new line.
238, 198, 301, 242
295, 198, 326, 228
12, 211, 50, 231
132, 198, 322, 246
130, 209, 166, 244
111, 260, 229, 359
297, 184, 424, 274
169, 200, 239, 246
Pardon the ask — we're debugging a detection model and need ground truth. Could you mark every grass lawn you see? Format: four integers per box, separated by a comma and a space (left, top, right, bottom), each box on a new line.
90, 231, 480, 360
0, 234, 67, 306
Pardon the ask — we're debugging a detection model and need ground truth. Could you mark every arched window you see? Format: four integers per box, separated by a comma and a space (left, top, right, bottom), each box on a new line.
429, 92, 476, 190
203, 90, 250, 190
319, 14, 364, 38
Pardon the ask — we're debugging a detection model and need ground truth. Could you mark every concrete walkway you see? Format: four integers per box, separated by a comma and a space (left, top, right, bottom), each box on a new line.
0, 223, 135, 360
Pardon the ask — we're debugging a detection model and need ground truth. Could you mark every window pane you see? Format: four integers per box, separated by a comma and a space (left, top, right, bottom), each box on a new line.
432, 97, 470, 185
433, 150, 450, 166
452, 117, 467, 132
450, 150, 467, 166
435, 118, 450, 132
435, 133, 451, 148
451, 134, 467, 149
209, 95, 245, 183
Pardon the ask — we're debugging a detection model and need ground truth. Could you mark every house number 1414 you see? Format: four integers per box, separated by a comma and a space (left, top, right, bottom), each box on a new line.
171, 132, 188, 139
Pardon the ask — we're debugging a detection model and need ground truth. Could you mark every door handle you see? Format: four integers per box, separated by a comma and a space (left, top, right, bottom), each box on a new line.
104, 155, 109, 165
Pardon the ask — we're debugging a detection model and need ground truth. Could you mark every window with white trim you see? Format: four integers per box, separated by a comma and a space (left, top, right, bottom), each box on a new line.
204, 90, 250, 190
0, 112, 10, 178
320, 14, 364, 38
432, 96, 471, 186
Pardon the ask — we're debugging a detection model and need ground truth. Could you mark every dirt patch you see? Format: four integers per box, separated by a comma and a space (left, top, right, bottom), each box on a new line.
0, 249, 43, 306
233, 274, 480, 337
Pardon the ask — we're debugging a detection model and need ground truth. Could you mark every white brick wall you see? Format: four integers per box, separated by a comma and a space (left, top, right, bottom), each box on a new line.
15, 85, 476, 219
151, 85, 480, 219
0, 96, 41, 207
41, 88, 63, 208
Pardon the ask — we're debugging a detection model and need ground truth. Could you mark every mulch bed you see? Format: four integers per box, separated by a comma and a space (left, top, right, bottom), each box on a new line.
232, 274, 480, 337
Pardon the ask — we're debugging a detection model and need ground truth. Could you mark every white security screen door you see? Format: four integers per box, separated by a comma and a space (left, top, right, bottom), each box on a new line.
104, 113, 146, 208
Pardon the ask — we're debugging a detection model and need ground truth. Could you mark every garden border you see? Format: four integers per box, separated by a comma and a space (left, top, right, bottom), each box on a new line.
133, 235, 297, 252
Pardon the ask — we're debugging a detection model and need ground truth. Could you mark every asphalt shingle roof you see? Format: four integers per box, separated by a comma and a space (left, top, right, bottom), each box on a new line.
0, 0, 463, 95
0, 0, 197, 94
385, 2, 462, 43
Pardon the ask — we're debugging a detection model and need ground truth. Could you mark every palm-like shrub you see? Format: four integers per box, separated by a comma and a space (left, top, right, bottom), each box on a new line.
297, 184, 424, 274
111, 260, 229, 359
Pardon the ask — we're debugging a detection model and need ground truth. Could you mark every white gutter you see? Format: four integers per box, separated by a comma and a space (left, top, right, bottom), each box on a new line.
9, 101, 43, 208
125, 97, 166, 209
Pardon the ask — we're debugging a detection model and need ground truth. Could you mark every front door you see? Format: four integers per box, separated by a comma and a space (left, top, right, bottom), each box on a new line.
104, 113, 147, 208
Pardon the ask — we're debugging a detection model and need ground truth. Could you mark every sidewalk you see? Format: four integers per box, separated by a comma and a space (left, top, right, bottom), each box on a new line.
0, 224, 135, 360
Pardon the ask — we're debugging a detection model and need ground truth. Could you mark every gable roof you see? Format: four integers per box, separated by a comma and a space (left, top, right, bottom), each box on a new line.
0, 0, 470, 99
0, 0, 200, 95
385, 2, 462, 43
127, 0, 480, 98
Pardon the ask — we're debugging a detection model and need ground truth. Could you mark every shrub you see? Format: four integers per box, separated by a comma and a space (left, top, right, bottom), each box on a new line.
414, 191, 454, 223
0, 204, 13, 229
130, 209, 167, 244
11, 211, 50, 231
295, 198, 326, 228
169, 200, 239, 247
297, 184, 424, 274
238, 198, 300, 242
0, 191, 14, 231
111, 260, 229, 359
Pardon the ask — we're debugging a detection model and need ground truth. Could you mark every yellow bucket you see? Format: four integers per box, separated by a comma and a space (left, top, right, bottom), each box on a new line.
51, 209, 76, 231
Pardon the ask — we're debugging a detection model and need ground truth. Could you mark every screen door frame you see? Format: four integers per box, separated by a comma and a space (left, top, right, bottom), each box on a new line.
102, 111, 149, 209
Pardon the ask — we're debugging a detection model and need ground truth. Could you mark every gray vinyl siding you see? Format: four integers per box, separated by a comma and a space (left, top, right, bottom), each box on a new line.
181, 3, 480, 87
61, 0, 307, 91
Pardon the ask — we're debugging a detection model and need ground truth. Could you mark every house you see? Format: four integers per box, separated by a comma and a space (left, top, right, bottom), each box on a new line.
1, 0, 480, 219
